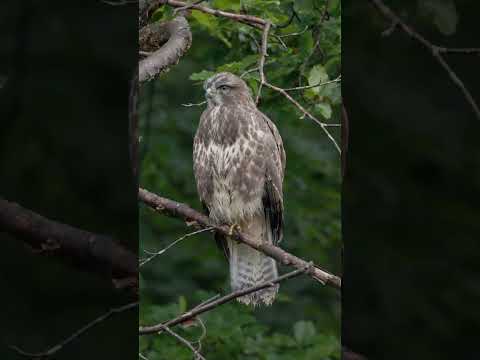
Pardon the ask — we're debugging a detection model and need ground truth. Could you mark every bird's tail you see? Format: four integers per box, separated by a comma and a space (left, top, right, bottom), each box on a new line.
227, 215, 278, 306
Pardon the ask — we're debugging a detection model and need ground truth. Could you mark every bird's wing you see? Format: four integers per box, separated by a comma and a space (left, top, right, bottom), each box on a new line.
260, 112, 285, 245
193, 109, 213, 207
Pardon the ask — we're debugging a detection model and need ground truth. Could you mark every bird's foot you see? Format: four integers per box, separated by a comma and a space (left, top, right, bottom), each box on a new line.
228, 223, 242, 237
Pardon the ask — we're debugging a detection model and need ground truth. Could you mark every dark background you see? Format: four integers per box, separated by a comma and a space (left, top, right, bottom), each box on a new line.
0, 1, 137, 359
343, 1, 480, 359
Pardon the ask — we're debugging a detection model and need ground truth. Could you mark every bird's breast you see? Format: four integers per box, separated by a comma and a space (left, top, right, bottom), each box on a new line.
205, 138, 262, 223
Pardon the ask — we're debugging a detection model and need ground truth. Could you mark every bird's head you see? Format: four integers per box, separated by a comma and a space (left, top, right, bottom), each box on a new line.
203, 72, 253, 107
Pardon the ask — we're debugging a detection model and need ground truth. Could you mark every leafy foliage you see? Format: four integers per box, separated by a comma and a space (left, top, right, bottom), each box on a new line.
139, 0, 341, 358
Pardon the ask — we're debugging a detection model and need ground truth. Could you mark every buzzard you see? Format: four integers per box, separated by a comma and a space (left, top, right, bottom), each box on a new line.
193, 72, 286, 306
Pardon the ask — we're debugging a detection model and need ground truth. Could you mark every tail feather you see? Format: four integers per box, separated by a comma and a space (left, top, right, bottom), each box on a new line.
228, 215, 278, 306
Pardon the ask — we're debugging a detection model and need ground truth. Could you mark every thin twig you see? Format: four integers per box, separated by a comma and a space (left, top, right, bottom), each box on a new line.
160, 325, 206, 360
140, 264, 313, 335
11, 302, 138, 358
278, 25, 309, 38
102, 0, 136, 5
192, 317, 207, 355
140, 227, 213, 266
190, 293, 221, 311
263, 82, 341, 153
173, 0, 206, 15
369, 0, 480, 120
255, 21, 271, 104
181, 100, 207, 107
272, 34, 288, 49
240, 60, 274, 78
283, 76, 341, 91
437, 47, 480, 54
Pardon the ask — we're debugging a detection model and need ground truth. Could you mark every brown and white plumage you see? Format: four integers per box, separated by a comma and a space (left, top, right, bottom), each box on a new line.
193, 72, 286, 306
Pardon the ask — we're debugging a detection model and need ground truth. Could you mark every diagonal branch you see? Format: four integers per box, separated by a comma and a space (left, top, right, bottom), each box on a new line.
0, 197, 137, 292
139, 264, 312, 335
368, 0, 480, 120
138, 188, 341, 290
158, 325, 206, 360
139, 15, 192, 83
11, 302, 138, 358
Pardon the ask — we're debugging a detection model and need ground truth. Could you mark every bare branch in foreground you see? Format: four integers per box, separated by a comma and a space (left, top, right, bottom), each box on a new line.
140, 264, 313, 335
11, 302, 138, 358
139, 15, 192, 83
369, 0, 480, 120
0, 197, 137, 292
159, 325, 206, 360
138, 188, 341, 290
140, 227, 213, 267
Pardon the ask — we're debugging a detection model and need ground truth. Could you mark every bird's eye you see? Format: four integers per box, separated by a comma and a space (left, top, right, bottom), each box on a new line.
218, 85, 230, 91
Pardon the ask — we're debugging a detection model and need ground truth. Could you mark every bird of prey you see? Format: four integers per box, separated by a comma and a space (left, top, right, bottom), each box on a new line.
193, 72, 286, 306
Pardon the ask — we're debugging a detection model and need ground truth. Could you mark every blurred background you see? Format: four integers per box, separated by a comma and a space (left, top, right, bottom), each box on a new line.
343, 1, 480, 359
138, 1, 342, 359
0, 1, 137, 359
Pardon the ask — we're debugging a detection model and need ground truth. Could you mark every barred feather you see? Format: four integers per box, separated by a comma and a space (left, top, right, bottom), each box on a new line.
193, 72, 285, 307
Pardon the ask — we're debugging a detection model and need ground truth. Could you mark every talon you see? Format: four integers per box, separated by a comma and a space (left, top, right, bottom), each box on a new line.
228, 223, 242, 237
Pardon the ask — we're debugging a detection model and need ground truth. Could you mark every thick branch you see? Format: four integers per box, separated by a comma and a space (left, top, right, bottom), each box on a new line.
0, 197, 137, 291
138, 188, 341, 289
139, 265, 311, 334
139, 21, 173, 53
139, 15, 192, 83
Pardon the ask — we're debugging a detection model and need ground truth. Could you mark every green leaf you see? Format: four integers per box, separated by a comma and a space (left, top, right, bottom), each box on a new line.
191, 11, 232, 47
189, 70, 215, 81
308, 65, 329, 94
293, 320, 316, 345
212, 0, 242, 11
178, 295, 187, 313
217, 54, 259, 74
315, 102, 332, 119
299, 30, 314, 57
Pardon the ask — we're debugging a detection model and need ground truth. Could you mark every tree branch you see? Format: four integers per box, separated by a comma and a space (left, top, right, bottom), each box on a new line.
155, 0, 266, 28
369, 0, 480, 120
0, 197, 137, 292
11, 302, 138, 358
139, 15, 192, 83
158, 325, 206, 360
263, 81, 341, 153
255, 21, 271, 104
139, 264, 313, 335
138, 188, 341, 290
